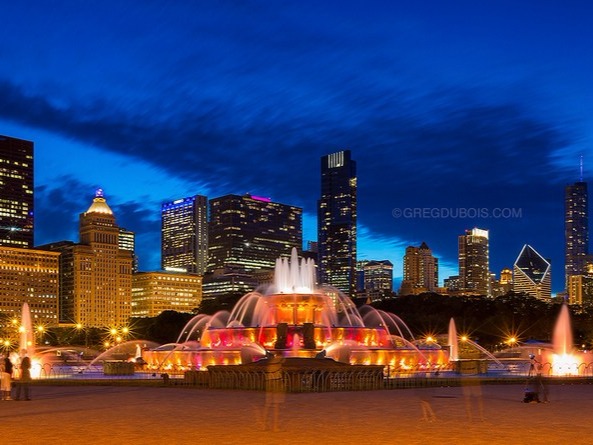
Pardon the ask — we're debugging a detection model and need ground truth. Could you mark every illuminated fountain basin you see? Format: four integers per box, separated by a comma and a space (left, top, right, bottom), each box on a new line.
144, 249, 448, 374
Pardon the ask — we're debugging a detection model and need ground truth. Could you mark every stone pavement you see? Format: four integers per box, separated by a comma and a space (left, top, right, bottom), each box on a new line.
1, 382, 592, 444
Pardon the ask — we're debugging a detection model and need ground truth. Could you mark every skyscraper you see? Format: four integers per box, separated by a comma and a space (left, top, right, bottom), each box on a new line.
132, 271, 202, 317
119, 227, 138, 272
513, 244, 551, 300
0, 135, 34, 248
399, 242, 438, 295
0, 246, 59, 325
318, 150, 357, 296
363, 260, 394, 291
458, 228, 490, 296
40, 190, 133, 327
161, 195, 208, 274
565, 181, 589, 288
207, 194, 302, 272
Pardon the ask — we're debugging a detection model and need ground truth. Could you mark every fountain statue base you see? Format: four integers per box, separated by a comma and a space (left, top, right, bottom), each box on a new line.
454, 360, 489, 375
104, 361, 135, 376
190, 357, 385, 392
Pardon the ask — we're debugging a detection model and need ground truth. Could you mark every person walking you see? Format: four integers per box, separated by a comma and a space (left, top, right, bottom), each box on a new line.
14, 349, 31, 401
0, 354, 13, 400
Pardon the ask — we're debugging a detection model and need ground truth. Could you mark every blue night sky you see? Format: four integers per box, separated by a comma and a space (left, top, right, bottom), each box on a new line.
1, 1, 592, 294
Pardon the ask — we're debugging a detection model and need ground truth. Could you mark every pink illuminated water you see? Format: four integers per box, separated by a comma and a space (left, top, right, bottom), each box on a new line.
20, 302, 34, 356
553, 304, 573, 355
448, 318, 458, 361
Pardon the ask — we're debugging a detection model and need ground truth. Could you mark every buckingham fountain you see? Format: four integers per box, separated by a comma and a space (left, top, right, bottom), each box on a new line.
143, 248, 448, 377
17, 249, 593, 385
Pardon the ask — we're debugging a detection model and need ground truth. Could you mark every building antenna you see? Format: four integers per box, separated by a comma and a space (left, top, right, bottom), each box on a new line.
580, 154, 584, 182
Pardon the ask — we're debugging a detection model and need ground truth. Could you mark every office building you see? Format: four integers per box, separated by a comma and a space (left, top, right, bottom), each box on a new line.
400, 242, 438, 295
0, 135, 34, 248
363, 260, 393, 291
491, 267, 514, 297
161, 195, 208, 275
459, 228, 490, 296
0, 246, 59, 325
208, 194, 301, 273
119, 227, 138, 272
513, 244, 551, 300
318, 150, 357, 296
40, 190, 133, 327
202, 268, 260, 300
565, 181, 589, 288
132, 271, 202, 317
568, 260, 593, 305
444, 275, 462, 294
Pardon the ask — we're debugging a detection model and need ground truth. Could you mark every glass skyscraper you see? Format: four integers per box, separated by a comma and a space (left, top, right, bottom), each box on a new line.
458, 228, 490, 296
400, 242, 438, 295
513, 244, 551, 300
565, 181, 589, 288
0, 135, 34, 248
207, 194, 302, 272
318, 150, 357, 296
161, 195, 208, 275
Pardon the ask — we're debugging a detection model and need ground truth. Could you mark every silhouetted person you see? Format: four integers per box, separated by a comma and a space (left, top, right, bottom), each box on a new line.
1, 354, 13, 400
415, 385, 437, 422
461, 377, 485, 421
262, 356, 286, 431
14, 349, 31, 401
528, 354, 549, 403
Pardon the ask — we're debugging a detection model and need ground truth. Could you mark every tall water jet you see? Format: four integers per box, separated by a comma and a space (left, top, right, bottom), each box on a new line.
553, 304, 573, 355
19, 302, 34, 356
448, 318, 458, 361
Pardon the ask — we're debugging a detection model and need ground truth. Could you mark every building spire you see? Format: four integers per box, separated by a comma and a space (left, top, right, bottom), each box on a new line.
580, 154, 584, 182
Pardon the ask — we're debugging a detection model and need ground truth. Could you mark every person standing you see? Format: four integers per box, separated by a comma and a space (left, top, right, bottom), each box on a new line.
262, 356, 286, 432
14, 349, 31, 401
0, 355, 13, 400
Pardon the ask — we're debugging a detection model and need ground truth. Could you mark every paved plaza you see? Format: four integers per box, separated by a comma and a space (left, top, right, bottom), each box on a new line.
1, 382, 592, 444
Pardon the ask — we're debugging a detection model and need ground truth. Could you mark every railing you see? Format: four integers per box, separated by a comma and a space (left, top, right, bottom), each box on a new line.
30, 360, 593, 390
204, 368, 384, 392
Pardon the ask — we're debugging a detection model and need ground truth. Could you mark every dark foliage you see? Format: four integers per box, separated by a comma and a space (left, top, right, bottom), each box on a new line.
373, 292, 593, 350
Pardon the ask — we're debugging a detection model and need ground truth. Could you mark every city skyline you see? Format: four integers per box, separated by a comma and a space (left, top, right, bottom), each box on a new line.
1, 2, 593, 293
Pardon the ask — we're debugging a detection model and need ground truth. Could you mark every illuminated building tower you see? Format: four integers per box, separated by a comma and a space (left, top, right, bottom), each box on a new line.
41, 190, 133, 327
318, 150, 357, 296
0, 247, 59, 325
490, 268, 513, 297
568, 260, 593, 305
132, 271, 202, 317
458, 228, 490, 296
399, 242, 438, 295
500, 267, 513, 286
161, 195, 208, 275
0, 135, 34, 248
565, 180, 589, 288
363, 260, 393, 291
207, 194, 302, 272
119, 228, 138, 272
513, 244, 551, 300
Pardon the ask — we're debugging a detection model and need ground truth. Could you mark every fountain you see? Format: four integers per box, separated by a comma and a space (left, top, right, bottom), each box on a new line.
494, 303, 593, 376
19, 302, 34, 357
143, 248, 448, 375
550, 304, 583, 375
448, 318, 458, 361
